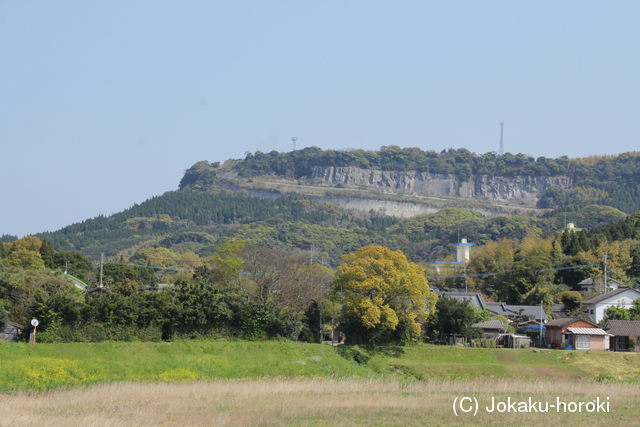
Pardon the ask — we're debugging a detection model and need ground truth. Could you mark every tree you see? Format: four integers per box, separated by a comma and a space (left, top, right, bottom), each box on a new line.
604, 305, 631, 321
430, 295, 484, 341
0, 307, 7, 331
53, 251, 94, 280
330, 245, 436, 344
557, 291, 583, 315
3, 249, 46, 270
203, 239, 245, 291
241, 245, 332, 313
39, 240, 56, 269
102, 263, 157, 290
7, 236, 42, 253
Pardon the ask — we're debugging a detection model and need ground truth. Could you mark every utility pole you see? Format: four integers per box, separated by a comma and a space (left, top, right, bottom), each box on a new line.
539, 301, 544, 348
499, 122, 504, 155
99, 253, 104, 288
603, 254, 608, 294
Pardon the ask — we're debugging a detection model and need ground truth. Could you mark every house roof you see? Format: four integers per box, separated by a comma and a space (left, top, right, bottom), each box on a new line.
436, 292, 487, 311
545, 316, 599, 328
486, 302, 510, 316
7, 321, 24, 329
603, 320, 640, 337
472, 319, 506, 330
506, 305, 549, 322
583, 287, 640, 305
567, 327, 610, 336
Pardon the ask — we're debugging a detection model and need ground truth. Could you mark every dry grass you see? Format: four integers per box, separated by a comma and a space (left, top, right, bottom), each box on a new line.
1, 378, 638, 426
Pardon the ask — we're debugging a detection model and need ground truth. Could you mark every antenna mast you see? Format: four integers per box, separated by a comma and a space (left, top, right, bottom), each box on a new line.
292, 136, 297, 152
499, 122, 504, 155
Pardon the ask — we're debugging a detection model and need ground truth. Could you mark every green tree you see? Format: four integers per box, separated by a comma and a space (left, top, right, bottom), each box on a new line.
331, 245, 436, 344
39, 240, 56, 269
202, 239, 246, 291
604, 305, 631, 321
430, 295, 484, 341
102, 263, 157, 290
0, 307, 8, 331
3, 249, 46, 270
53, 251, 94, 280
629, 299, 640, 320
557, 291, 583, 315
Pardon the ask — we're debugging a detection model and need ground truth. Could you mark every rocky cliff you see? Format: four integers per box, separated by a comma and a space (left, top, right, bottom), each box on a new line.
311, 166, 573, 205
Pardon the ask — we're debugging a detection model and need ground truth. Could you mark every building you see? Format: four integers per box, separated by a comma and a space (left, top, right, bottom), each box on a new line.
455, 239, 474, 263
583, 287, 640, 323
1, 321, 24, 342
603, 320, 640, 352
545, 316, 610, 350
571, 277, 622, 293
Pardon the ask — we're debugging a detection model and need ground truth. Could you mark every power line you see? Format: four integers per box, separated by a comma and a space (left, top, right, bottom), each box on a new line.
426, 263, 601, 279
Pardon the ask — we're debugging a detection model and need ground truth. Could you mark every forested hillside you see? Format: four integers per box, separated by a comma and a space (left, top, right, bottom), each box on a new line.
183, 147, 640, 213
3, 146, 640, 346
9, 147, 629, 268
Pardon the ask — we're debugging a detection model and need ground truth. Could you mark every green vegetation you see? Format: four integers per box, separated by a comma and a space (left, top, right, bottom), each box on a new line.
2, 340, 640, 392
214, 147, 640, 213
331, 245, 436, 345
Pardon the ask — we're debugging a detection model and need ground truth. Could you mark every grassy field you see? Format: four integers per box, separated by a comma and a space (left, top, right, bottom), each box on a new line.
3, 339, 640, 391
2, 340, 640, 425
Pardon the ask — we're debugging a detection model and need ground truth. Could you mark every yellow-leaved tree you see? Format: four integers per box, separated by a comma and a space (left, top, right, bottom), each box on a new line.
331, 245, 436, 344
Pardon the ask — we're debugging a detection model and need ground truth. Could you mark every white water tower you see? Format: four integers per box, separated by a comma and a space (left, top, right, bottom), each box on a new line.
455, 238, 474, 264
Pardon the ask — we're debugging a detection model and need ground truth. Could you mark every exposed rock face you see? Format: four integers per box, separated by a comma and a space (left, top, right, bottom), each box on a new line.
311, 166, 573, 204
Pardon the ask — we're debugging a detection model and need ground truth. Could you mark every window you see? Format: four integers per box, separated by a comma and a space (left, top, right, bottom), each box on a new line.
575, 335, 590, 350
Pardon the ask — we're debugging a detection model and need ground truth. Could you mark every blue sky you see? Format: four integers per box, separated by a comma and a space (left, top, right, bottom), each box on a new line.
2, 2, 639, 238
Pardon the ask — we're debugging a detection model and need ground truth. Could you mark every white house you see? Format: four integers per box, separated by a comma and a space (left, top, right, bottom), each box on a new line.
583, 288, 640, 323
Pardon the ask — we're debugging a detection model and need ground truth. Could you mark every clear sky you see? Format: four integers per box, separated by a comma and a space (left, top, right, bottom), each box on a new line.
2, 2, 639, 238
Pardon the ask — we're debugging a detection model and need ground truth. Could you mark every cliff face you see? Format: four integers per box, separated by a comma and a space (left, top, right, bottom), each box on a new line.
311, 166, 573, 205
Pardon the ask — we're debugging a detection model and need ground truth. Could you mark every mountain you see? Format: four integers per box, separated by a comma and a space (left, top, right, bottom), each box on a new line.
34, 147, 631, 266
186, 147, 640, 213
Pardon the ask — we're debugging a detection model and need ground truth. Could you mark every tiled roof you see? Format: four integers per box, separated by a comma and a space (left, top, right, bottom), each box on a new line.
436, 292, 486, 311
506, 305, 549, 322
603, 320, 640, 337
472, 319, 506, 330
583, 287, 640, 305
545, 316, 598, 328
7, 321, 24, 329
486, 302, 510, 316
567, 327, 610, 336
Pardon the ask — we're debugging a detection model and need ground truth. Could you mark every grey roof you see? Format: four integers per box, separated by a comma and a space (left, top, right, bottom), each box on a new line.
551, 310, 574, 320
472, 319, 506, 331
506, 305, 549, 322
603, 320, 640, 337
486, 302, 510, 316
3, 321, 24, 330
583, 287, 640, 305
436, 292, 486, 311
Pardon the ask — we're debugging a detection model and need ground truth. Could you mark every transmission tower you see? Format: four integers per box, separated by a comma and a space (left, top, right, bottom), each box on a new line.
292, 136, 297, 152
499, 122, 504, 155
